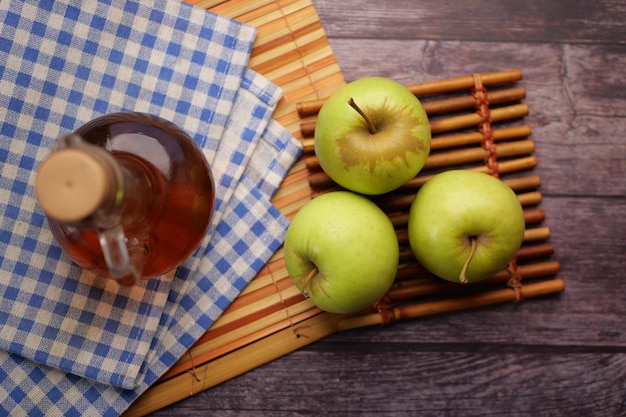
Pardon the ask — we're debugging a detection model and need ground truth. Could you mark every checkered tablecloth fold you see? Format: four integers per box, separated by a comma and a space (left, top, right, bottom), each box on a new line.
0, 0, 303, 415
0, 123, 301, 415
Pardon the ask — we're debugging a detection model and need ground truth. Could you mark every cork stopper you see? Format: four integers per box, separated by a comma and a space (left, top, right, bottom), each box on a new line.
36, 148, 114, 223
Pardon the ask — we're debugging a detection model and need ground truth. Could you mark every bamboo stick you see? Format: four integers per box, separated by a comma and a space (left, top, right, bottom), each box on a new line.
391, 157, 540, 192
300, 103, 528, 138
406, 69, 523, 97
394, 208, 545, 245
386, 260, 560, 301
296, 69, 523, 117
204, 285, 304, 332
362, 278, 564, 326
305, 139, 534, 172
523, 208, 545, 224
396, 220, 550, 263
392, 242, 554, 282
300, 124, 533, 155
396, 207, 543, 243
422, 87, 525, 115
397, 222, 550, 262
160, 301, 321, 382
378, 189, 541, 215
524, 226, 551, 241
187, 0, 228, 9
308, 147, 537, 190
430, 103, 528, 134
298, 121, 313, 138
309, 155, 539, 196
299, 88, 527, 137
503, 175, 541, 192
388, 203, 541, 230
518, 191, 542, 206
425, 139, 534, 169
387, 177, 541, 228
431, 125, 532, 150
225, 268, 293, 307
517, 242, 554, 260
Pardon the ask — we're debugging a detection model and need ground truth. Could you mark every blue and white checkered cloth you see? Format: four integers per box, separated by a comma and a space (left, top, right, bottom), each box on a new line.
0, 0, 302, 415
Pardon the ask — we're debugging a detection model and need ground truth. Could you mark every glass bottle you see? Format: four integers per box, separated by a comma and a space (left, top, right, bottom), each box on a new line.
35, 112, 215, 286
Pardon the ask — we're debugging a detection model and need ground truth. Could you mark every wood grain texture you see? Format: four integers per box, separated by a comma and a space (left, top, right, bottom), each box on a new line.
158, 350, 626, 416
148, 0, 626, 415
312, 0, 626, 44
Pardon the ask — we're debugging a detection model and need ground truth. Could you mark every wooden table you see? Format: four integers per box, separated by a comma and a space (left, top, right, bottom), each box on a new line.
149, 1, 626, 415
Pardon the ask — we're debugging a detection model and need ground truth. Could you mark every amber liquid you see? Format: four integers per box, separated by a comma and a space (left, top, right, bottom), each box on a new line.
48, 113, 215, 279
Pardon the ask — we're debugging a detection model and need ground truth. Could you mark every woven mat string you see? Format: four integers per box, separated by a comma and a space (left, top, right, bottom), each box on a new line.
374, 296, 394, 325
268, 263, 303, 338
472, 73, 499, 178
472, 73, 524, 301
506, 257, 525, 302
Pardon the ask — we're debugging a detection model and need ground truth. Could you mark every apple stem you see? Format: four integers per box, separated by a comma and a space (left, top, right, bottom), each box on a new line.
348, 98, 377, 134
301, 266, 318, 295
459, 237, 478, 284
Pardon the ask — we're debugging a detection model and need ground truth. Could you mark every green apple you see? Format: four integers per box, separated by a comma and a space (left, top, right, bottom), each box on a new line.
408, 170, 525, 284
314, 77, 431, 195
284, 191, 399, 314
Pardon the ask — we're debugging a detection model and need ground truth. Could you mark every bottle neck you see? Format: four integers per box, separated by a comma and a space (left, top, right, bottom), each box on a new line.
37, 134, 158, 229
36, 134, 155, 286
107, 155, 156, 230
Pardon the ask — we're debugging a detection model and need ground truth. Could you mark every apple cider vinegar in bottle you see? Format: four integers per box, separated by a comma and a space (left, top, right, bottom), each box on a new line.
35, 112, 215, 286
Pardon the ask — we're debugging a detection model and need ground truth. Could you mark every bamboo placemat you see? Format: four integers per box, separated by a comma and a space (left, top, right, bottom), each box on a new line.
123, 1, 564, 415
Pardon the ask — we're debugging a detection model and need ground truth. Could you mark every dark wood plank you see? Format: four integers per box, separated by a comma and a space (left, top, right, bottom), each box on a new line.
314, 0, 626, 44
152, 350, 626, 416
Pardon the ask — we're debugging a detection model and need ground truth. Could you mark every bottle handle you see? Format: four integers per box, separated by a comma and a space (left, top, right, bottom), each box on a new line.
97, 225, 144, 286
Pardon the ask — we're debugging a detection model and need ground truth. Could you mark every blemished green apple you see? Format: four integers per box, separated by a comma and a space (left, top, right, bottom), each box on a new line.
408, 170, 525, 284
283, 191, 399, 314
314, 77, 431, 195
